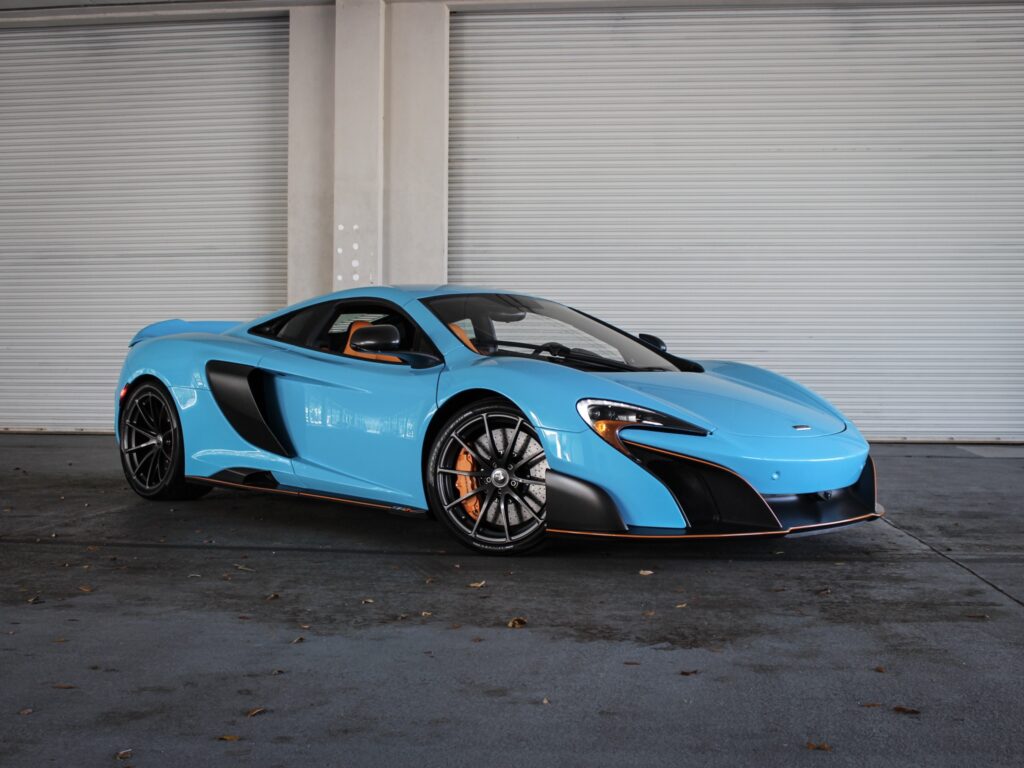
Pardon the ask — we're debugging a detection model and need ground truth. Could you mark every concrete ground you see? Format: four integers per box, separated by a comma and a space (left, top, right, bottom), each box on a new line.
0, 436, 1022, 767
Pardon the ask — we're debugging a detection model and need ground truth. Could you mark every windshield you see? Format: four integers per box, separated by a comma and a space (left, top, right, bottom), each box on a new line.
422, 293, 681, 373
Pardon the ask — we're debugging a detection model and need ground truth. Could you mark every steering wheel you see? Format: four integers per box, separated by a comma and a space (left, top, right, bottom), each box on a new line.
531, 341, 571, 358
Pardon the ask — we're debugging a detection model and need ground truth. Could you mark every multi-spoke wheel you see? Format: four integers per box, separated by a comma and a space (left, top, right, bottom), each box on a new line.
119, 380, 209, 501
427, 399, 548, 554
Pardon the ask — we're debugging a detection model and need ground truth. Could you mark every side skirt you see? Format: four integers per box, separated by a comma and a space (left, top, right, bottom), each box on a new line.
186, 468, 428, 518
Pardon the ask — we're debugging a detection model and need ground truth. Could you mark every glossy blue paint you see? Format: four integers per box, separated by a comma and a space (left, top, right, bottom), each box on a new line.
115, 285, 872, 532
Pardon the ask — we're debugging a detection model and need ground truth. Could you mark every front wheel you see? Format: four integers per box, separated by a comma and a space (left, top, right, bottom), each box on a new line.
426, 399, 548, 554
119, 380, 210, 501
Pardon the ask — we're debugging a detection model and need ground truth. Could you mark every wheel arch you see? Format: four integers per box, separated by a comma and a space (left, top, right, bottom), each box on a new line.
420, 388, 522, 506
117, 373, 168, 436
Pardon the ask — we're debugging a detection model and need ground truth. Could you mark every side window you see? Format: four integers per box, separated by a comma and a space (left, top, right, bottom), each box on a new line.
320, 310, 391, 353
249, 303, 333, 346
312, 301, 438, 361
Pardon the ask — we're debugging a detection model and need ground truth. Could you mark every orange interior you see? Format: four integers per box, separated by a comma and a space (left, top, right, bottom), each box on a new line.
344, 320, 402, 363
454, 447, 481, 519
448, 322, 480, 353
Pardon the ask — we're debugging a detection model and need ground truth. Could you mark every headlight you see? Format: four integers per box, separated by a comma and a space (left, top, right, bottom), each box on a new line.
576, 399, 709, 456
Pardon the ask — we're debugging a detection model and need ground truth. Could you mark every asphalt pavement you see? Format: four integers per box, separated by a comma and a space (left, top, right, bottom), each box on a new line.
1, 435, 1022, 767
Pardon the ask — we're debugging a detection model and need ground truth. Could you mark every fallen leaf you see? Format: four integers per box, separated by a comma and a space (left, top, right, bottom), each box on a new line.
361, 598, 375, 605
77, 585, 93, 593
420, 611, 433, 617
471, 637, 484, 643
271, 669, 286, 676
424, 577, 435, 584
638, 569, 654, 576
815, 586, 831, 597
541, 697, 550, 705
468, 581, 486, 589
265, 593, 280, 601
507, 616, 528, 629
52, 684, 76, 689
299, 623, 311, 630
218, 735, 241, 742
233, 564, 255, 572
623, 661, 641, 666
642, 610, 656, 618
892, 706, 920, 715
237, 615, 252, 621
874, 666, 886, 673
679, 670, 699, 676
18, 708, 32, 716
245, 707, 267, 718
449, 623, 462, 630
52, 638, 68, 644
26, 596, 43, 604
965, 613, 989, 620
187, 573, 201, 578
290, 636, 305, 644
772, 551, 785, 556
806, 742, 832, 752
453, 564, 461, 569
674, 603, 688, 609
860, 702, 881, 708
115, 749, 133, 760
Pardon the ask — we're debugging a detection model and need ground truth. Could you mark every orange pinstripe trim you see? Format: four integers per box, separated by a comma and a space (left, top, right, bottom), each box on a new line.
188, 476, 406, 512
548, 509, 883, 540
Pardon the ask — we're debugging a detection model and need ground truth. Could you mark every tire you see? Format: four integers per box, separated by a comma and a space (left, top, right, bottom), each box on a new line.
119, 380, 211, 501
426, 398, 548, 554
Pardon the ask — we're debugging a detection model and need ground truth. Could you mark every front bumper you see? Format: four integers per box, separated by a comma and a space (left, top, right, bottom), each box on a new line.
545, 441, 882, 540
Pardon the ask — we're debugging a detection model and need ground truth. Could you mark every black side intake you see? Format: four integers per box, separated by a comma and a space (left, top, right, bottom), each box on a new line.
205, 361, 294, 457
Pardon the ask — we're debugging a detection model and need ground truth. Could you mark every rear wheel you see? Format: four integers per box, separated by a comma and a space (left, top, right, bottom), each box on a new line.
426, 399, 548, 554
119, 381, 210, 501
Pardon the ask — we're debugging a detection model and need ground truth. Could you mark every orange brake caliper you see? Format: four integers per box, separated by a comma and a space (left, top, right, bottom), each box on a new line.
454, 447, 482, 519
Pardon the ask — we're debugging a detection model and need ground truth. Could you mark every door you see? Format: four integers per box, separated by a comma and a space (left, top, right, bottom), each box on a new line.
257, 300, 443, 509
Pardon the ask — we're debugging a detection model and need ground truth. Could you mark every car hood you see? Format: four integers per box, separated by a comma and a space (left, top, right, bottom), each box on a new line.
592, 363, 846, 438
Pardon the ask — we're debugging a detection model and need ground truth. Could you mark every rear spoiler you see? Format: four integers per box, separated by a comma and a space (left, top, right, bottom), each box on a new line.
129, 319, 239, 347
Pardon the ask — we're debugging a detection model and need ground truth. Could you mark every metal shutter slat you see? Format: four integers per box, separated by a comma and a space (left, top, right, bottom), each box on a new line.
0, 18, 289, 431
448, 6, 1024, 441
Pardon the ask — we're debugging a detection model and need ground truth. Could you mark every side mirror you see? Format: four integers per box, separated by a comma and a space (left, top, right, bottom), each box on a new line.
349, 323, 442, 369
638, 333, 667, 352
350, 323, 400, 352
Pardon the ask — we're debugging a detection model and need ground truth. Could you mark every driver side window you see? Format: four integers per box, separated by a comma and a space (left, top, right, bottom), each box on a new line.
313, 302, 435, 363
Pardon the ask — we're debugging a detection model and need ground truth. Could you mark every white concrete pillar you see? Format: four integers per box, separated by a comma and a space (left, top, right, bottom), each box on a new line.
287, 5, 336, 303
334, 0, 385, 288
384, 1, 449, 284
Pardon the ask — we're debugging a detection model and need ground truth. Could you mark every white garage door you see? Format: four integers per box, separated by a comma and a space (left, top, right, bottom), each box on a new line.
449, 5, 1024, 441
0, 18, 288, 431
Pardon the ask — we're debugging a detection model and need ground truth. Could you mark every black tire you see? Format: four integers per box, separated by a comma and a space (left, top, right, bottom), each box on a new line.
119, 380, 210, 501
426, 398, 548, 554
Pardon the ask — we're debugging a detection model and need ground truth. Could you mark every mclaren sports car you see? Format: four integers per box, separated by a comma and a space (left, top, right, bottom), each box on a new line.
116, 285, 883, 553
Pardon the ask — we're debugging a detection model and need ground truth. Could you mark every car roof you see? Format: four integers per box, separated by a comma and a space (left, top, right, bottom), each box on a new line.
305, 284, 528, 306
243, 285, 543, 330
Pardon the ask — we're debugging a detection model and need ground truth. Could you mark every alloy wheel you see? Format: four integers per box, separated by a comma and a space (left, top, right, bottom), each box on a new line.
434, 412, 548, 547
121, 387, 177, 492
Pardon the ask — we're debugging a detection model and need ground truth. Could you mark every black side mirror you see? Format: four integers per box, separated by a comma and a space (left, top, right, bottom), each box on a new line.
349, 323, 442, 369
638, 333, 667, 352
350, 323, 400, 352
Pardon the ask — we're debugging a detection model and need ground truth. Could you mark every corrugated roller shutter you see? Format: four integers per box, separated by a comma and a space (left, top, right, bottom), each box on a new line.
449, 5, 1024, 441
0, 18, 288, 431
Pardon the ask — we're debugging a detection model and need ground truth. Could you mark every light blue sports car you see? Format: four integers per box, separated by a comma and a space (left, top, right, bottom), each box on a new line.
116, 285, 883, 553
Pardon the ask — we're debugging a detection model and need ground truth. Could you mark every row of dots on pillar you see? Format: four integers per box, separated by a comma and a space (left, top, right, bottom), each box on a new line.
336, 223, 363, 284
